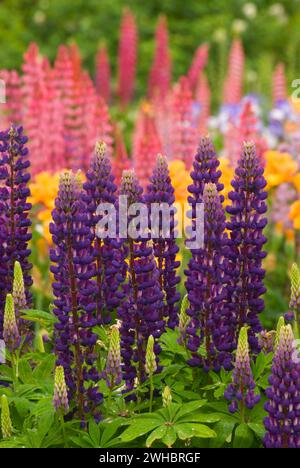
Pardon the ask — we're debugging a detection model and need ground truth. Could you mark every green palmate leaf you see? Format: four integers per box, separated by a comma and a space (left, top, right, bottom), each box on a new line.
120, 419, 161, 442
174, 400, 206, 422
233, 423, 254, 448
146, 426, 167, 447
176, 423, 216, 440
248, 422, 266, 440
14, 397, 31, 419
89, 419, 100, 445
20, 309, 57, 324
100, 418, 124, 446
162, 426, 177, 447
18, 359, 34, 384
209, 418, 237, 448
32, 354, 56, 381
179, 413, 221, 424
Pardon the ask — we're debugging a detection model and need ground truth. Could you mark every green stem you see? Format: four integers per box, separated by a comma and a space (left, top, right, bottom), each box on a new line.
149, 375, 154, 413
59, 413, 67, 448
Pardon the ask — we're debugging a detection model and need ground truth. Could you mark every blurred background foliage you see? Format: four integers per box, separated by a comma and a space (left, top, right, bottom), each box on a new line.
1, 0, 300, 103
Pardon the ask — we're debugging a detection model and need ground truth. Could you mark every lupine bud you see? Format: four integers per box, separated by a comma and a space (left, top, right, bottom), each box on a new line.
3, 294, 20, 352
105, 325, 122, 389
178, 294, 190, 345
53, 366, 69, 413
145, 335, 157, 376
162, 386, 172, 407
13, 261, 26, 311
224, 327, 260, 414
274, 316, 285, 351
264, 325, 300, 448
1, 395, 12, 439
290, 263, 300, 309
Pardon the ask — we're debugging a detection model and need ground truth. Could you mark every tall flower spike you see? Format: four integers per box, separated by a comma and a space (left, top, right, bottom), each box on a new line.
50, 170, 102, 422
105, 325, 122, 389
171, 77, 198, 169
264, 325, 300, 448
146, 154, 180, 328
1, 395, 12, 439
3, 294, 20, 352
133, 107, 163, 189
53, 365, 69, 413
224, 327, 260, 415
118, 171, 164, 389
0, 125, 32, 338
145, 335, 157, 376
117, 8, 137, 108
225, 142, 267, 353
95, 44, 111, 103
187, 44, 209, 92
148, 16, 172, 101
185, 183, 229, 371
273, 63, 287, 105
223, 38, 244, 106
82, 141, 126, 324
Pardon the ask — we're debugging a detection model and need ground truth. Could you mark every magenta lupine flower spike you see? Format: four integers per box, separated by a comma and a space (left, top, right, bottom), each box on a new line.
117, 8, 137, 108
224, 327, 260, 415
223, 38, 244, 106
187, 43, 209, 92
272, 63, 287, 106
0, 125, 32, 338
148, 16, 172, 101
264, 325, 300, 448
95, 44, 111, 103
105, 325, 122, 390
50, 170, 102, 422
185, 183, 229, 371
53, 365, 69, 413
225, 142, 267, 354
3, 294, 20, 352
146, 154, 180, 328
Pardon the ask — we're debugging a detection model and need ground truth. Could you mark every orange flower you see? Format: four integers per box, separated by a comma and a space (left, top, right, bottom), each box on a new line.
264, 150, 298, 188
219, 157, 234, 205
289, 200, 300, 230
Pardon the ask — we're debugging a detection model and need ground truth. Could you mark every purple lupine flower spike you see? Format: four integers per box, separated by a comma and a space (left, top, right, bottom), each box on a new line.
82, 141, 126, 324
224, 326, 260, 416
264, 325, 300, 448
50, 170, 102, 422
225, 141, 267, 353
185, 182, 229, 371
118, 170, 164, 389
146, 154, 180, 328
0, 125, 32, 337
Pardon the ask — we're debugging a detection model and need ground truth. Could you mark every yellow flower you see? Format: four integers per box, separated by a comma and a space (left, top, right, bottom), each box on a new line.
29, 171, 61, 210
219, 157, 234, 205
264, 150, 298, 188
289, 200, 300, 230
169, 160, 191, 207
292, 173, 300, 193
